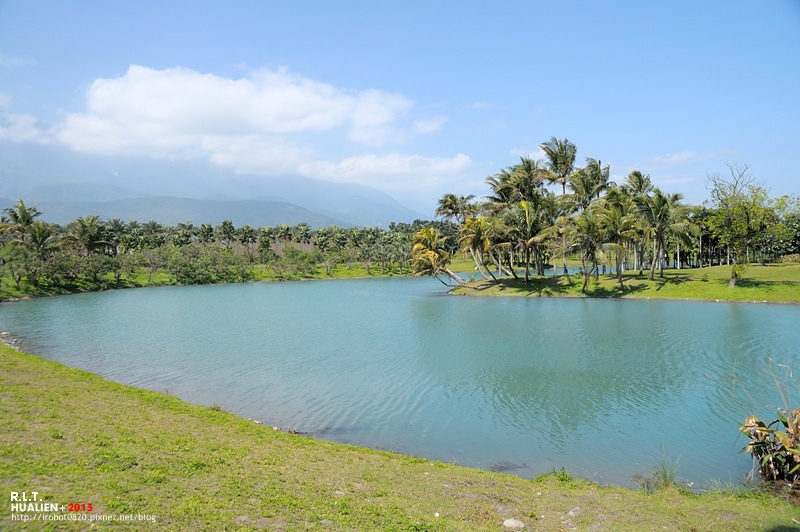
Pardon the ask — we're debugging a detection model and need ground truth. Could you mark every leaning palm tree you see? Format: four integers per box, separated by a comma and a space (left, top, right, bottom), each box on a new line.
541, 137, 577, 195
458, 217, 497, 281
411, 227, 468, 287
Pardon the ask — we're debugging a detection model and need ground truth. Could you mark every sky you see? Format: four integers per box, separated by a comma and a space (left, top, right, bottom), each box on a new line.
1, 1, 799, 215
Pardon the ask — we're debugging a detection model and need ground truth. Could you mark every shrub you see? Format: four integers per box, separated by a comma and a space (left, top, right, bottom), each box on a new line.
740, 408, 800, 487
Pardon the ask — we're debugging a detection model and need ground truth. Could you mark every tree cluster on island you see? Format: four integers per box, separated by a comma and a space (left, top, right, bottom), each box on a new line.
412, 137, 800, 291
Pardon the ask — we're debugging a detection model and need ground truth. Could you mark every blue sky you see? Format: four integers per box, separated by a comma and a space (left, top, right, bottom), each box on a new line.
1, 1, 798, 215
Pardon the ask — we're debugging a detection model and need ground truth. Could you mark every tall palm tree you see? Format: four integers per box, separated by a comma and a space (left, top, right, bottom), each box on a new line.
597, 203, 636, 289
541, 137, 577, 195
621, 171, 654, 273
435, 193, 477, 227
635, 189, 692, 280
572, 204, 607, 292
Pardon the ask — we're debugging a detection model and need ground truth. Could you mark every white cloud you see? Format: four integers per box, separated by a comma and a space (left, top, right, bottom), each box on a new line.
647, 150, 717, 168
0, 111, 50, 143
413, 116, 447, 134
52, 65, 415, 158
509, 146, 546, 161
0, 52, 36, 68
298, 153, 472, 192
3, 64, 473, 195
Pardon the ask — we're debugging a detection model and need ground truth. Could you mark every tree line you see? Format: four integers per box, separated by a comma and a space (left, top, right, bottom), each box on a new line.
0, 201, 456, 293
412, 137, 800, 291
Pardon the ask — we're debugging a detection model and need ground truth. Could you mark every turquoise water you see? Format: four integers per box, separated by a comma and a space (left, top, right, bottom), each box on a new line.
1, 277, 798, 487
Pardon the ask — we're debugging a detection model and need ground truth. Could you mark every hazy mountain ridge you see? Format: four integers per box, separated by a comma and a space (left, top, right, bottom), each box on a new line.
1, 196, 351, 229
0, 141, 427, 227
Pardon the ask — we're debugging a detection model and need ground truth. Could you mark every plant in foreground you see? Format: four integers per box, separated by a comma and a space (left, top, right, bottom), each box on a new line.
740, 407, 800, 488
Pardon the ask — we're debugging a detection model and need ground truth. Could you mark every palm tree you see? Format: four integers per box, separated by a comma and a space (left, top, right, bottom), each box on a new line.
597, 203, 636, 289
411, 227, 468, 287
2, 199, 41, 245
25, 220, 58, 260
104, 218, 128, 256
635, 189, 692, 280
216, 220, 236, 247
435, 193, 477, 227
572, 205, 607, 292
621, 171, 654, 273
511, 200, 547, 281
293, 222, 312, 251
458, 217, 496, 281
63, 215, 109, 256
541, 137, 577, 195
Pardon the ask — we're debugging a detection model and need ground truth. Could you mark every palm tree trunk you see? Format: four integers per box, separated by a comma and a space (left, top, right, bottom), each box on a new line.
468, 247, 492, 281
648, 241, 658, 281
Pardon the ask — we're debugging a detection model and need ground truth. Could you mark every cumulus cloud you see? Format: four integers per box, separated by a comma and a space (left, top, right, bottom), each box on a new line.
3, 64, 473, 194
52, 65, 415, 158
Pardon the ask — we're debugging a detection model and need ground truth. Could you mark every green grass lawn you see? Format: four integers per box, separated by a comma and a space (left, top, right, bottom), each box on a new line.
1, 344, 798, 530
452, 264, 800, 304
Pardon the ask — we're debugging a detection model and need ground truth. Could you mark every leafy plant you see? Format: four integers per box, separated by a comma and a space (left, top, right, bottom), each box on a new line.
739, 408, 800, 487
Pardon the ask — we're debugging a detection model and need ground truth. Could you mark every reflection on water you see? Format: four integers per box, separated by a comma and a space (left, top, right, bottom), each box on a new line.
1, 278, 798, 487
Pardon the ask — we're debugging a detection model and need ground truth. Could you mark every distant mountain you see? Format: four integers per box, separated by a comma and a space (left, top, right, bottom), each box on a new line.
9, 196, 351, 228
26, 183, 150, 202
0, 141, 427, 227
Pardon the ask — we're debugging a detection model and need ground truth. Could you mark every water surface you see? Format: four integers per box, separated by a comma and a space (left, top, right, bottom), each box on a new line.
1, 277, 797, 487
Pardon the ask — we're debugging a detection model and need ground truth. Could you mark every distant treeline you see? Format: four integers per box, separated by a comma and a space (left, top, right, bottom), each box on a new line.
0, 201, 457, 294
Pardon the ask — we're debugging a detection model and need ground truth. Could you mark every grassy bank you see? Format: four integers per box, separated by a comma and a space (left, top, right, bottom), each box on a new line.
1, 344, 798, 530
452, 264, 800, 304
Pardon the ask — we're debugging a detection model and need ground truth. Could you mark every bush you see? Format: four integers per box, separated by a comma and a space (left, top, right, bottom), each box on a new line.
781, 254, 800, 263
740, 408, 800, 487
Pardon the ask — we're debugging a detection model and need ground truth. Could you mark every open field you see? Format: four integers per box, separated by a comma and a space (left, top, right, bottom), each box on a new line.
1, 343, 798, 530
452, 264, 800, 304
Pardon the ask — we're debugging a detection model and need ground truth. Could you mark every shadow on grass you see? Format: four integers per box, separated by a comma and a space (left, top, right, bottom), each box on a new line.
472, 275, 650, 298
733, 278, 800, 289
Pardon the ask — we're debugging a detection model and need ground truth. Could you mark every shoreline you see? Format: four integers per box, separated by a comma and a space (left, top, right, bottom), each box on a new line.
1, 342, 798, 529
4, 264, 800, 306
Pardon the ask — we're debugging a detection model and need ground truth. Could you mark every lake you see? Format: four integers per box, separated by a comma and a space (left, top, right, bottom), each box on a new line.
1, 277, 798, 488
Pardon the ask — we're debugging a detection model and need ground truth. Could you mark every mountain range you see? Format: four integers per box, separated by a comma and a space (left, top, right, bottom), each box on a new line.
0, 141, 428, 228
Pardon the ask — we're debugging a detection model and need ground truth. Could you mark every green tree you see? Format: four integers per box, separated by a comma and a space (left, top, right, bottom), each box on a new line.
2, 199, 42, 246
706, 163, 770, 287
435, 193, 477, 227
635, 189, 693, 280
63, 215, 110, 256
541, 137, 577, 195
411, 227, 468, 287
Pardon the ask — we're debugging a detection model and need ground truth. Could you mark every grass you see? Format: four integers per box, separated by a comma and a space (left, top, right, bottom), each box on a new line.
2, 344, 799, 530
452, 263, 800, 304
